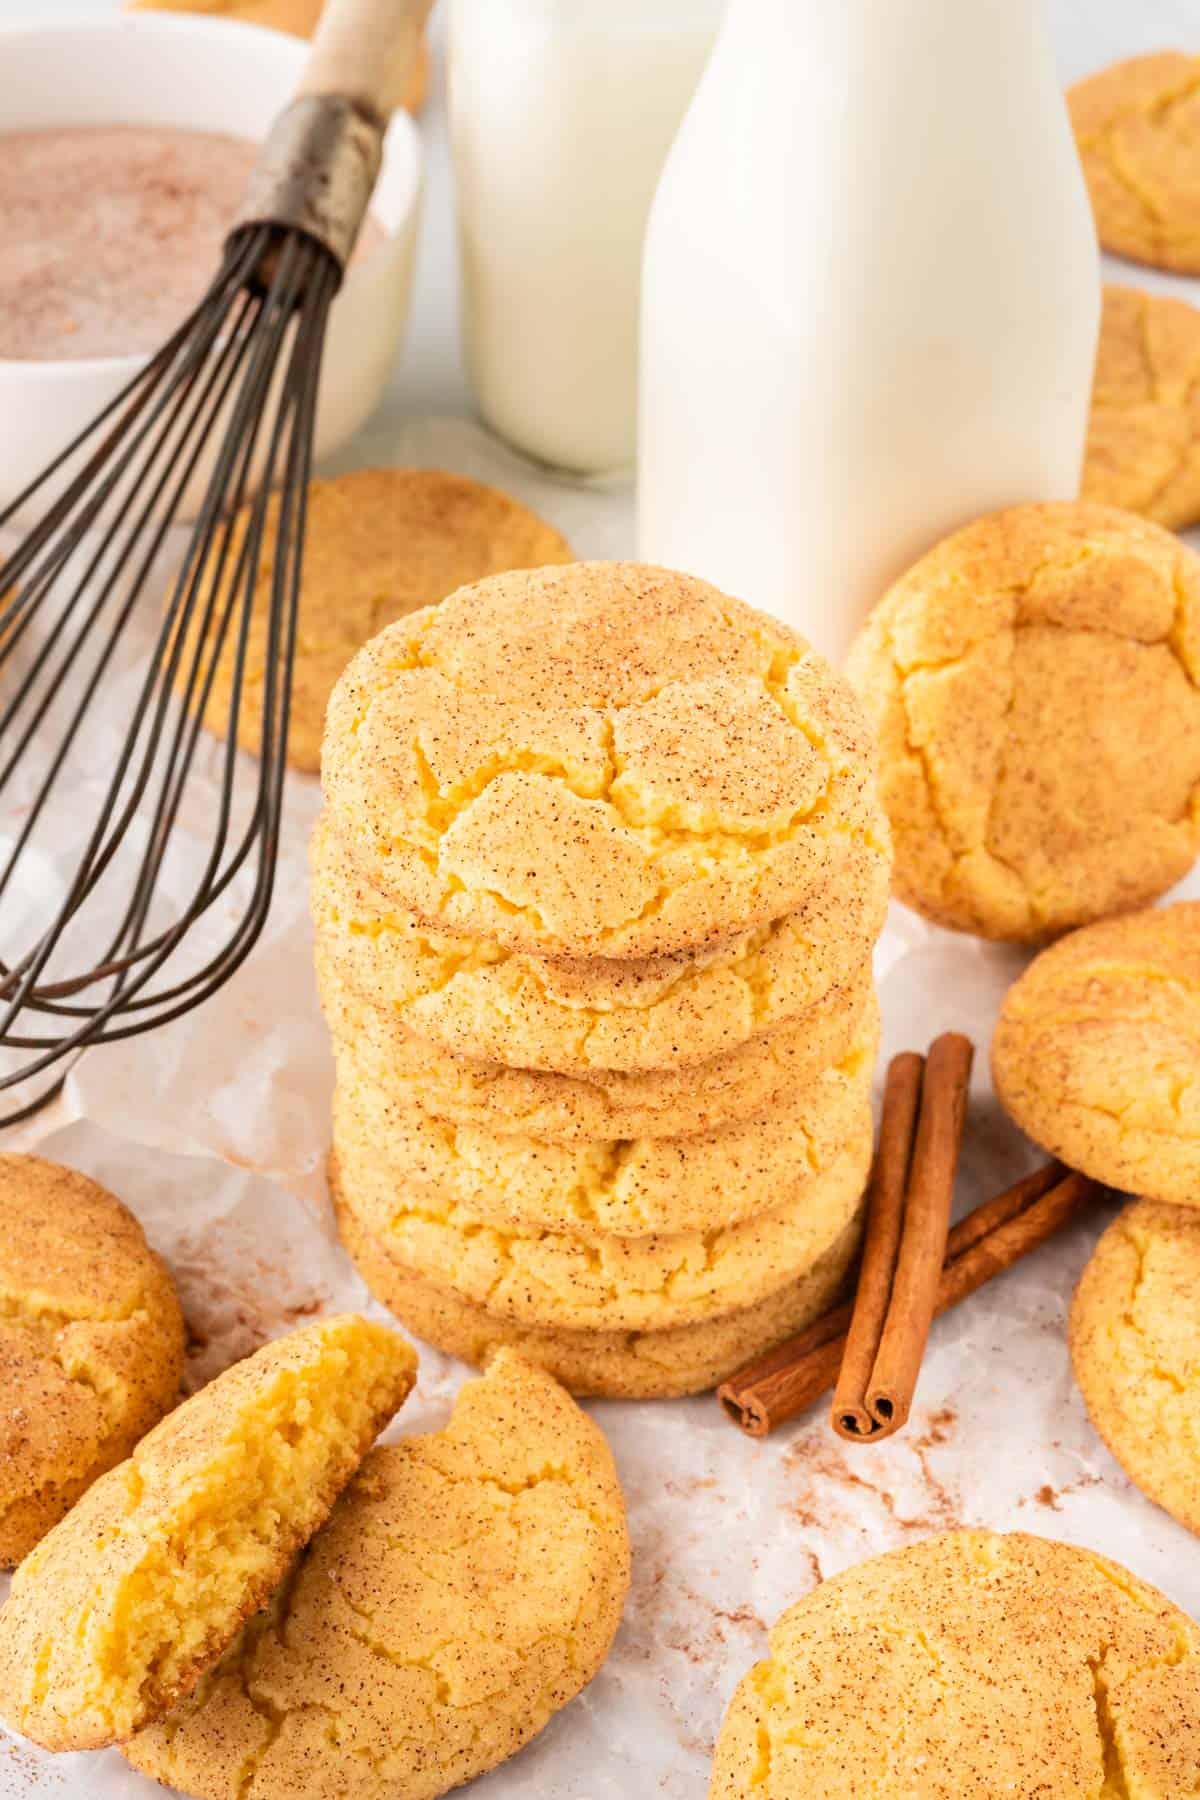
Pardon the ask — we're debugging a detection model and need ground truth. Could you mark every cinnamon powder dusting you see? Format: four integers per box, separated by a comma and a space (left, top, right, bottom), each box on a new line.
0, 124, 383, 361
1029, 1472, 1103, 1512
785, 1405, 966, 1544
171, 1233, 328, 1390
0, 126, 262, 360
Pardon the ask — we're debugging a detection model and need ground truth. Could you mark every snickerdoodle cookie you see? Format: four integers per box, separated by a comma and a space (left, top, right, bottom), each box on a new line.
311, 810, 888, 1074
1084, 286, 1200, 531
320, 948, 876, 1142
1069, 52, 1200, 274
846, 502, 1200, 940
0, 1315, 416, 1750
993, 902, 1200, 1205
709, 1530, 1200, 1797
331, 1016, 875, 1238
186, 469, 573, 772
321, 563, 889, 960
1071, 1199, 1200, 1536
0, 1154, 185, 1569
126, 1, 431, 111
124, 1352, 628, 1800
337, 1192, 864, 1400
331, 1123, 871, 1334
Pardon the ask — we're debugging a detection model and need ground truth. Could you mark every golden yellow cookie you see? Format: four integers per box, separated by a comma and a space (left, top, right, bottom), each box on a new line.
126, 0, 431, 111
0, 1315, 416, 1751
320, 945, 877, 1143
993, 902, 1200, 1205
1069, 52, 1200, 274
1084, 286, 1200, 531
0, 1154, 185, 1569
310, 809, 888, 1074
846, 501, 1200, 940
331, 1010, 876, 1237
184, 469, 573, 773
321, 562, 889, 959
331, 1122, 871, 1334
1071, 1200, 1200, 1537
337, 1193, 864, 1400
123, 1351, 628, 1800
709, 1529, 1200, 1797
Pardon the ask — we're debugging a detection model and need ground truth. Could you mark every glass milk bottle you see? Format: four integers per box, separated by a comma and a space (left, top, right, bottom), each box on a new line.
449, 0, 724, 477
638, 0, 1101, 664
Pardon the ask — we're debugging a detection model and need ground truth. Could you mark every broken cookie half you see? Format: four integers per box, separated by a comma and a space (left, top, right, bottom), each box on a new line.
0, 1314, 417, 1751
123, 1350, 631, 1800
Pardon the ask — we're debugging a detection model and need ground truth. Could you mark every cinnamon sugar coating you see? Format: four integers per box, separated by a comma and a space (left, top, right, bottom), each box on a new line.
318, 940, 876, 1144
710, 1531, 1200, 1797
124, 1353, 629, 1800
993, 901, 1200, 1205
1084, 286, 1200, 531
330, 1125, 871, 1334
1071, 1198, 1200, 1537
185, 469, 574, 774
0, 1316, 416, 1751
320, 563, 889, 959
847, 502, 1200, 940
0, 1153, 184, 1568
311, 807, 887, 1074
336, 1191, 864, 1401
330, 1014, 875, 1238
1069, 52, 1200, 274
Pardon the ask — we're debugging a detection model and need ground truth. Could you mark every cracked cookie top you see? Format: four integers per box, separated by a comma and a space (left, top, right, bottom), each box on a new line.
183, 467, 574, 775
847, 502, 1200, 941
710, 1529, 1200, 1798
992, 901, 1200, 1205
330, 1125, 872, 1334
0, 1154, 185, 1569
310, 808, 888, 1075
337, 1200, 864, 1402
320, 562, 889, 959
1084, 285, 1200, 532
0, 1315, 417, 1751
1071, 1199, 1200, 1538
123, 1351, 630, 1800
331, 1008, 876, 1239
319, 947, 876, 1142
1069, 52, 1200, 274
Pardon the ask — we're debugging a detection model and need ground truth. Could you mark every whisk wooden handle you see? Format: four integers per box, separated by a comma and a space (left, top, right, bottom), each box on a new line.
299, 0, 434, 122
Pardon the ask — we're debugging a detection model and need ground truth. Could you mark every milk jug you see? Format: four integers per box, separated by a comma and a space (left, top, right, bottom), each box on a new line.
638, 0, 1101, 662
449, 0, 724, 476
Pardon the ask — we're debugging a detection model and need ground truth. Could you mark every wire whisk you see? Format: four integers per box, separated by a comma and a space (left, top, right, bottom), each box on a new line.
0, 0, 430, 1125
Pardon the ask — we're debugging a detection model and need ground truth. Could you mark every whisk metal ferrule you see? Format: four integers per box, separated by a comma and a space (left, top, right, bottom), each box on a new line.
232, 94, 384, 273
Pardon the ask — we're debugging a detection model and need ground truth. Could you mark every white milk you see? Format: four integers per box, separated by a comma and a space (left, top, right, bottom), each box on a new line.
449, 0, 723, 476
638, 0, 1101, 664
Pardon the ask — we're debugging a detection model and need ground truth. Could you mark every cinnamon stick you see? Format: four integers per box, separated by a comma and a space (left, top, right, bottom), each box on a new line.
718, 1162, 1095, 1438
831, 1051, 924, 1438
859, 1032, 974, 1438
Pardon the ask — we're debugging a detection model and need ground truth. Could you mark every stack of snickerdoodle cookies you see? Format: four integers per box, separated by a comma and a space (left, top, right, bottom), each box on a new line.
312, 562, 892, 1397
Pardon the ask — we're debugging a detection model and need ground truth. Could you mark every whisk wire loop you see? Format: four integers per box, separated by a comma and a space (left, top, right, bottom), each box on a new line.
0, 224, 340, 1124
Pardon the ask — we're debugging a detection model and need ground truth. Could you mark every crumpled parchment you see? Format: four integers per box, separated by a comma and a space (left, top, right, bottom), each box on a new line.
2, 416, 1199, 1800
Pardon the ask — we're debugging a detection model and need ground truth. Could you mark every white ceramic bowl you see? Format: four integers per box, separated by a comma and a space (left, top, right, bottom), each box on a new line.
0, 13, 422, 516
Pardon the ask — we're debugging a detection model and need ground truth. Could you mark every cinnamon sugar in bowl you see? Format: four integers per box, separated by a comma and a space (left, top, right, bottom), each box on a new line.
0, 14, 422, 517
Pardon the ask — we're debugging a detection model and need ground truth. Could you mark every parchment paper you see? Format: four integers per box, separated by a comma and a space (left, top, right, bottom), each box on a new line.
2, 413, 1199, 1800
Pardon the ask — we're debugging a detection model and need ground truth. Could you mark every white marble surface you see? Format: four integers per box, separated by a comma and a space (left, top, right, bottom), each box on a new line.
2, 6, 1200, 1800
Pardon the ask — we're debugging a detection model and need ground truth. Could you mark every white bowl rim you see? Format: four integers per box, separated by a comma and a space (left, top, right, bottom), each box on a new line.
0, 10, 422, 380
